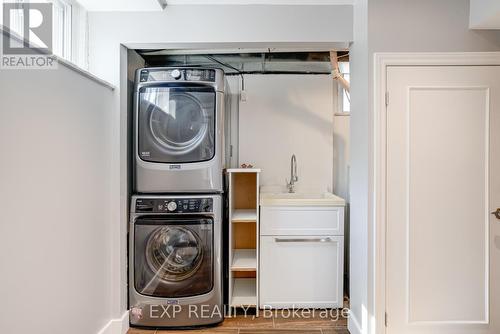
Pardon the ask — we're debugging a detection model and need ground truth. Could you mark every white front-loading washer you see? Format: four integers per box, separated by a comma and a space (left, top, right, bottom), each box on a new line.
134, 67, 227, 193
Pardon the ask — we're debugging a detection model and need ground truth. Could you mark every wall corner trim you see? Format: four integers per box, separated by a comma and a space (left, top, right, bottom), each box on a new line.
97, 311, 129, 334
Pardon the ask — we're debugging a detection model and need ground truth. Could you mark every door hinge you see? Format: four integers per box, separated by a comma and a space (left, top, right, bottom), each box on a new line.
385, 91, 389, 106
230, 145, 233, 157
385, 312, 388, 327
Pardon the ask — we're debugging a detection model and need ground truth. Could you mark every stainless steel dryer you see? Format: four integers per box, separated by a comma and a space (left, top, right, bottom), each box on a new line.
129, 194, 223, 328
134, 67, 227, 193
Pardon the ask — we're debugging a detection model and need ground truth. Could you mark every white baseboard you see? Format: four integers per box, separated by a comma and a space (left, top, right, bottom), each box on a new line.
348, 312, 363, 334
97, 311, 129, 334
119, 311, 130, 334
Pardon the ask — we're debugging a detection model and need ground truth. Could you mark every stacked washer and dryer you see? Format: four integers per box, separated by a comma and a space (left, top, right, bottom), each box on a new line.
130, 68, 230, 328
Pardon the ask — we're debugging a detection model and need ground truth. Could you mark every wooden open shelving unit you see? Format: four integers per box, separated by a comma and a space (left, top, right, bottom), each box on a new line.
226, 168, 261, 312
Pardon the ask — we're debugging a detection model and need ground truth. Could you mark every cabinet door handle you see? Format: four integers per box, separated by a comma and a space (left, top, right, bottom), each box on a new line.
274, 237, 333, 243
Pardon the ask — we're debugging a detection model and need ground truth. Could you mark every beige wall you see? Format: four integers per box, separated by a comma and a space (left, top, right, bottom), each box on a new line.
238, 74, 335, 193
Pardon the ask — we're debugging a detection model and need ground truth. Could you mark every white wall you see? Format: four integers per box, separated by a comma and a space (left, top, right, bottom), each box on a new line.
369, 0, 500, 52
238, 74, 334, 193
0, 62, 115, 334
348, 1, 500, 334
88, 5, 353, 85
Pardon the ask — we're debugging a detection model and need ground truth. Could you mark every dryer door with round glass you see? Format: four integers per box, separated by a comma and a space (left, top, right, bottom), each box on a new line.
138, 85, 216, 163
134, 217, 213, 298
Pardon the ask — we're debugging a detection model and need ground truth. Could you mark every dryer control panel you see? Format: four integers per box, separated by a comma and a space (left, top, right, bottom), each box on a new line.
135, 198, 214, 213
139, 68, 216, 83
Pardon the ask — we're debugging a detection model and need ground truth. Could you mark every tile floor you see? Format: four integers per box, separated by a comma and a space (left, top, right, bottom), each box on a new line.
127, 307, 349, 334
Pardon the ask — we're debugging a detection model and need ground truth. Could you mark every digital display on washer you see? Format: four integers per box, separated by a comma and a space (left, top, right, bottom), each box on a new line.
185, 69, 216, 82
135, 198, 213, 213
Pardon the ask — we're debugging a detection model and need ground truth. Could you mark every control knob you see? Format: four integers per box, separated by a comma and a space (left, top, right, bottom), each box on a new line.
171, 69, 182, 80
167, 201, 177, 211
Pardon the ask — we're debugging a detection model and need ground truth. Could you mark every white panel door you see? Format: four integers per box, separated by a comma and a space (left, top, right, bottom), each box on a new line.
386, 66, 500, 334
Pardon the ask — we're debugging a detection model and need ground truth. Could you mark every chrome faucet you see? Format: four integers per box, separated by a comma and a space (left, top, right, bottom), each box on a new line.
286, 154, 298, 193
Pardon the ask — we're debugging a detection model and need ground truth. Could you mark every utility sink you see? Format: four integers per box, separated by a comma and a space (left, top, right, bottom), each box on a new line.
260, 192, 345, 207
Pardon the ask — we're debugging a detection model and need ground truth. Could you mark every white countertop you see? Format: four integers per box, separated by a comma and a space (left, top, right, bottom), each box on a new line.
260, 191, 346, 207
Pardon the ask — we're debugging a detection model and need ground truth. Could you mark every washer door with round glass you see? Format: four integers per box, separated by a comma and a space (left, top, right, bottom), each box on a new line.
134, 217, 213, 298
138, 85, 216, 163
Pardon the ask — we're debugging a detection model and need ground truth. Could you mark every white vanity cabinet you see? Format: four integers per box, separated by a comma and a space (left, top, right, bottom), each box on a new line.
259, 194, 345, 309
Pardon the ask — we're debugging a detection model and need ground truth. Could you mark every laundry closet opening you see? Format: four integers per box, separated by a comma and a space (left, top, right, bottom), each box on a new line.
125, 47, 351, 323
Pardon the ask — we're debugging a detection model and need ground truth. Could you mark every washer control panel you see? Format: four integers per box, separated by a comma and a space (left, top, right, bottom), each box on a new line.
135, 198, 214, 213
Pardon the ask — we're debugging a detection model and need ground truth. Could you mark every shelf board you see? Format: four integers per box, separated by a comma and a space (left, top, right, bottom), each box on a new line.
232, 209, 257, 223
231, 278, 257, 307
231, 249, 257, 271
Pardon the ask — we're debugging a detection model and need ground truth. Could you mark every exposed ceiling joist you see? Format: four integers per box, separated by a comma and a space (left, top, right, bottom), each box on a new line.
136, 50, 349, 75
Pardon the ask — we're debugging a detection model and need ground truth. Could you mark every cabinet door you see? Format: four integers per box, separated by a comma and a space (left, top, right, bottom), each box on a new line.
259, 235, 343, 308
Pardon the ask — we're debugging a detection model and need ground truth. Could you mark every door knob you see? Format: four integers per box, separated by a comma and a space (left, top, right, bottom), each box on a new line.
492, 208, 500, 220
